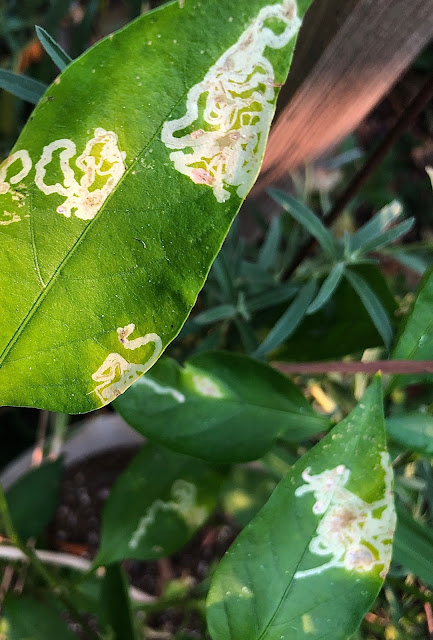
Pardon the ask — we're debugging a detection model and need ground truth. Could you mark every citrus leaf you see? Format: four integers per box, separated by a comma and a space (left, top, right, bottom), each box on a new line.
2, 596, 76, 640
0, 0, 311, 413
100, 564, 138, 640
207, 377, 396, 640
393, 505, 433, 588
114, 351, 329, 463
95, 442, 222, 566
389, 266, 433, 388
386, 412, 433, 456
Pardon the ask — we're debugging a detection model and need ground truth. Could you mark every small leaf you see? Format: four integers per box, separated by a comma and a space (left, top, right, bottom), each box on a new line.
100, 564, 138, 640
269, 188, 336, 258
393, 505, 433, 588
386, 412, 433, 455
207, 377, 396, 640
0, 69, 47, 103
246, 282, 297, 313
95, 442, 221, 566
193, 303, 237, 326
355, 218, 414, 255
258, 216, 281, 271
254, 279, 317, 357
35, 26, 72, 71
350, 200, 403, 253
5, 459, 63, 541
307, 262, 344, 314
345, 268, 393, 350
2, 595, 76, 640
114, 352, 329, 463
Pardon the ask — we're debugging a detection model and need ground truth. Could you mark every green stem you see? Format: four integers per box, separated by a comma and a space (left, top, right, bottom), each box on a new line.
0, 482, 98, 639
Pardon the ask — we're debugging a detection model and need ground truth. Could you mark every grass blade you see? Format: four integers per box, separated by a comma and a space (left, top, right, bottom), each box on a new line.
345, 268, 393, 350
0, 69, 47, 104
35, 26, 72, 71
269, 188, 336, 258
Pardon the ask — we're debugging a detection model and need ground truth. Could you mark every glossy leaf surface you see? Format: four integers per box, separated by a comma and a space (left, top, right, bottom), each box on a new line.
95, 442, 222, 565
207, 377, 396, 640
386, 412, 433, 455
390, 267, 433, 387
0, 0, 311, 413
2, 596, 76, 640
114, 351, 329, 463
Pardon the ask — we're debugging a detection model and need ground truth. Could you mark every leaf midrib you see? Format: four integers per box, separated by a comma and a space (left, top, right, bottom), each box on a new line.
0, 89, 188, 369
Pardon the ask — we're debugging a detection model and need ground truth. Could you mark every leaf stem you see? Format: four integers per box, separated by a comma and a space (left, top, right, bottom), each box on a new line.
272, 360, 433, 375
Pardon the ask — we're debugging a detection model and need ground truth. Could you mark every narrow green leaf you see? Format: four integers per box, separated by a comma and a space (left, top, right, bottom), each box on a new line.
5, 459, 63, 541
269, 188, 336, 258
2, 595, 76, 640
356, 218, 414, 255
345, 268, 393, 350
246, 282, 297, 313
114, 352, 329, 463
193, 303, 237, 326
254, 279, 317, 357
393, 505, 433, 588
0, 69, 47, 103
389, 266, 433, 388
307, 262, 344, 314
95, 442, 221, 566
101, 564, 138, 640
258, 215, 281, 271
381, 243, 433, 276
350, 200, 403, 253
0, 0, 311, 414
207, 377, 396, 640
234, 316, 260, 354
35, 25, 72, 71
386, 412, 433, 455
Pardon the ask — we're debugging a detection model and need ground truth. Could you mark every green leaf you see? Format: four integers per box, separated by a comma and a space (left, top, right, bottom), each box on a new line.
2, 595, 76, 640
207, 377, 396, 640
95, 442, 221, 566
393, 505, 433, 588
221, 466, 277, 527
0, 69, 47, 103
100, 564, 138, 640
307, 262, 344, 314
114, 352, 329, 463
35, 25, 72, 71
386, 412, 433, 455
254, 279, 317, 357
276, 265, 397, 362
345, 268, 393, 350
258, 215, 282, 271
246, 282, 297, 313
4, 459, 63, 541
0, 0, 311, 414
380, 243, 433, 276
354, 218, 414, 256
269, 188, 336, 258
390, 266, 433, 388
350, 201, 403, 253
193, 304, 237, 326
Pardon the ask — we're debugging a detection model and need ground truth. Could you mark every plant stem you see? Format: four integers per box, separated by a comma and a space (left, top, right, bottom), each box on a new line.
283, 74, 433, 279
272, 359, 433, 375
0, 482, 98, 639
